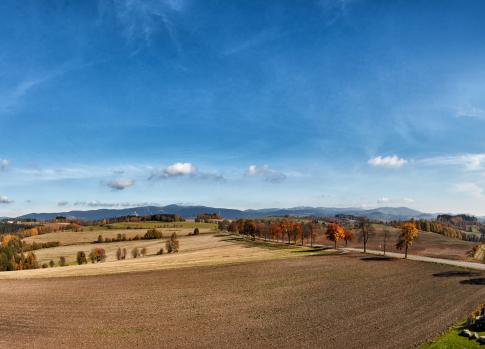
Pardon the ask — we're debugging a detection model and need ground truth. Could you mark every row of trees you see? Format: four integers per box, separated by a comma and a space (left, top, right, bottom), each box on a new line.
95, 229, 165, 244
222, 218, 419, 259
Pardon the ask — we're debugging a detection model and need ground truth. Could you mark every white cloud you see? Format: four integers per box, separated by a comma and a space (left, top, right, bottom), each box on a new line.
245, 165, 286, 183
403, 197, 415, 203
149, 162, 224, 181
368, 155, 408, 168
453, 182, 485, 199
0, 159, 9, 171
0, 196, 13, 204
247, 165, 258, 176
376, 197, 415, 205
106, 178, 135, 190
162, 162, 196, 178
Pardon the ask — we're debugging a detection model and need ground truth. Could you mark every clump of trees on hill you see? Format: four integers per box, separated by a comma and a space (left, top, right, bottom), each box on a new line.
94, 229, 165, 243
195, 213, 221, 223
0, 235, 53, 271
100, 214, 185, 225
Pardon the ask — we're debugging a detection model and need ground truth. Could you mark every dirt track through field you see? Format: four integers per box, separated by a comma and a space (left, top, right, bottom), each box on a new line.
0, 253, 484, 349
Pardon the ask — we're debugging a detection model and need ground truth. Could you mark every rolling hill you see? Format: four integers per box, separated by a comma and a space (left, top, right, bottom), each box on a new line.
17, 205, 436, 222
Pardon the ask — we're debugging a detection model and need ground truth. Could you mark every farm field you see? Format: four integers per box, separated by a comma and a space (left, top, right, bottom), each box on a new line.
0, 251, 484, 348
2, 234, 332, 279
23, 227, 213, 245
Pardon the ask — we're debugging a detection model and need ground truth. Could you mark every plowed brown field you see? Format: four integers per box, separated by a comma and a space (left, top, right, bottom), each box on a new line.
0, 253, 483, 349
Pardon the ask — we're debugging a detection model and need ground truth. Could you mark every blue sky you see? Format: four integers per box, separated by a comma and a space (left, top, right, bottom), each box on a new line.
1, 0, 485, 216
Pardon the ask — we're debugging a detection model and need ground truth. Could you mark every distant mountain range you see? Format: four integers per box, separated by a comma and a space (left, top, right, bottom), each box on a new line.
17, 204, 438, 222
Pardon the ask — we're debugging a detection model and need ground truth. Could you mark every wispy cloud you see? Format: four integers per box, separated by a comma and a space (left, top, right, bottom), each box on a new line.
109, 0, 186, 52
420, 153, 485, 171
368, 155, 408, 168
245, 164, 286, 183
456, 105, 485, 120
317, 0, 356, 26
105, 178, 135, 191
73, 200, 157, 208
453, 182, 485, 200
223, 28, 281, 56
376, 197, 415, 205
57, 201, 69, 207
0, 196, 13, 204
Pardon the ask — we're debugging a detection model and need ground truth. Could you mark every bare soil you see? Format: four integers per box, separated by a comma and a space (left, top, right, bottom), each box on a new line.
0, 253, 483, 349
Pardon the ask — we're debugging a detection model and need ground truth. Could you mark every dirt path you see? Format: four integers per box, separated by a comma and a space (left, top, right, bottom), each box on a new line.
342, 247, 485, 270
0, 254, 484, 349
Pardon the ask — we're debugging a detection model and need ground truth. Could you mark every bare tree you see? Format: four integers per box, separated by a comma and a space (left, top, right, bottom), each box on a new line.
358, 219, 375, 253
382, 229, 390, 256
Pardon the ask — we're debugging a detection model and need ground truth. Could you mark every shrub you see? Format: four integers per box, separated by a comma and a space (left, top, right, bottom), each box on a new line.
144, 229, 163, 239
116, 247, 122, 260
193, 227, 200, 235
131, 247, 139, 258
97, 235, 104, 243
122, 248, 127, 260
41, 263, 48, 268
89, 247, 106, 263
49, 260, 55, 267
59, 256, 66, 266
157, 248, 164, 255
76, 251, 88, 265
140, 247, 147, 256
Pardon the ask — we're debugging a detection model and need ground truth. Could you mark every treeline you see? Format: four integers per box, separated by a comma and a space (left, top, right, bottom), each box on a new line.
1, 234, 60, 251
0, 236, 39, 271
0, 222, 32, 235
99, 214, 185, 225
219, 218, 322, 246
94, 229, 164, 244
405, 219, 484, 242
195, 213, 221, 223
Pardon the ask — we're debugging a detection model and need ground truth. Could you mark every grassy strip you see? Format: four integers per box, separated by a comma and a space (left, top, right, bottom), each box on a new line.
420, 321, 484, 349
222, 234, 340, 257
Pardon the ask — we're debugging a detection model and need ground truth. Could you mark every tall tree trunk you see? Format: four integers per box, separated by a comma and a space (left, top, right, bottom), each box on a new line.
334, 240, 337, 249
363, 237, 367, 253
404, 245, 408, 259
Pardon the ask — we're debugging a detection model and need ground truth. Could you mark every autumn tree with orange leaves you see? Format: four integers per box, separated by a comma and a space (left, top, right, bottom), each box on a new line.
326, 223, 345, 249
270, 223, 282, 242
396, 222, 418, 259
343, 229, 353, 246
280, 218, 292, 244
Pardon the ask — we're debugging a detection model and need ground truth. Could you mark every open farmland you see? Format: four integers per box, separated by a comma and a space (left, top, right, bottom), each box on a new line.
0, 251, 484, 348
2, 234, 333, 279
23, 227, 213, 245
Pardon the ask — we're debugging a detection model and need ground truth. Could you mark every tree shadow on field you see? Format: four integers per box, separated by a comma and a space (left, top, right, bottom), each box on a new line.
361, 256, 394, 261
433, 271, 481, 278
460, 278, 485, 285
